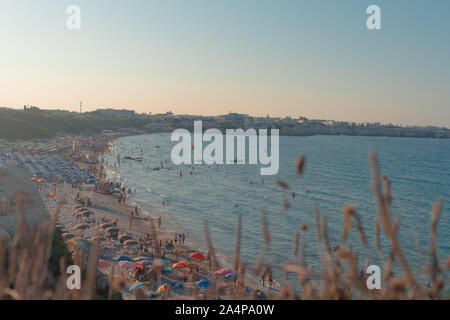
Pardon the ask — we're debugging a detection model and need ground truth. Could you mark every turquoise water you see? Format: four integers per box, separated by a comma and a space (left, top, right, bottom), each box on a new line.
103, 134, 449, 284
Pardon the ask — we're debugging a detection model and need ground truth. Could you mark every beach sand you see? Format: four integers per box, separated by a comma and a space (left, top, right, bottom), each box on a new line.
41, 143, 272, 300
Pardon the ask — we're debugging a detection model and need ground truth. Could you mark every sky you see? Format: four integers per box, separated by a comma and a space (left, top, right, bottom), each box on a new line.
0, 0, 449, 127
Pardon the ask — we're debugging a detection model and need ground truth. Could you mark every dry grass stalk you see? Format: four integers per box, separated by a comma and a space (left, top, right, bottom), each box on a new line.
369, 153, 416, 289
296, 155, 305, 175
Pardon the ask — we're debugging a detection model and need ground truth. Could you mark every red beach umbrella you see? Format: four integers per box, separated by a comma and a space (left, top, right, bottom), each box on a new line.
189, 252, 206, 261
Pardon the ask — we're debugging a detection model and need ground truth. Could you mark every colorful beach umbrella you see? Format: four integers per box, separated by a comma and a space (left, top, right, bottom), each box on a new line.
156, 284, 169, 294
216, 268, 233, 276
189, 252, 206, 261
133, 262, 144, 270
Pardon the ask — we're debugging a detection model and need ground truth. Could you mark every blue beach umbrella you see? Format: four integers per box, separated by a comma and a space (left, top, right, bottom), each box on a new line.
116, 255, 133, 262
197, 280, 210, 288
129, 282, 146, 292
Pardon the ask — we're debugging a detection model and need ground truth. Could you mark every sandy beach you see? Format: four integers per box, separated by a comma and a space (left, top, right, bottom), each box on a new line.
37, 139, 272, 300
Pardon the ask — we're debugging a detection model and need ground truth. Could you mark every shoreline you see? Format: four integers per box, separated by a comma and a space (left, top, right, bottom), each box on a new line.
45, 135, 273, 300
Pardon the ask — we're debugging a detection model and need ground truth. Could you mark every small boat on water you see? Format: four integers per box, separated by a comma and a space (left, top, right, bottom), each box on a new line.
133, 157, 143, 161
123, 156, 133, 160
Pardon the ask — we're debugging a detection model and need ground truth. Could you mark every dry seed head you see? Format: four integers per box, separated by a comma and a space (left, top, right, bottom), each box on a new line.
296, 155, 305, 175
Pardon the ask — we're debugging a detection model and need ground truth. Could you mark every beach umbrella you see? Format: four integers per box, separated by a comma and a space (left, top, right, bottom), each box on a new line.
62, 233, 75, 240
225, 273, 237, 279
140, 260, 152, 266
129, 282, 145, 292
116, 255, 133, 262
216, 268, 233, 276
81, 211, 93, 217
189, 252, 205, 261
156, 284, 169, 294
98, 260, 110, 269
48, 192, 57, 197
197, 280, 210, 288
100, 223, 114, 229
133, 262, 144, 270
123, 239, 139, 246
133, 256, 148, 261
118, 261, 136, 269
118, 234, 134, 242
91, 236, 107, 242
105, 227, 120, 234
75, 223, 89, 230
172, 261, 188, 269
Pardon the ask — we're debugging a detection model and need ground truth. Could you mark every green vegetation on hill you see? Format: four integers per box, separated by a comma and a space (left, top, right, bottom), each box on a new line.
0, 108, 150, 139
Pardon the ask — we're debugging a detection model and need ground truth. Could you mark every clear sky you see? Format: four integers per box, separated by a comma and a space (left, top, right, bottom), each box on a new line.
1, 0, 449, 127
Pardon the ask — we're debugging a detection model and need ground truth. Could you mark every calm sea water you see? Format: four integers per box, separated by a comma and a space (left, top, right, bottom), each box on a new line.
103, 134, 449, 285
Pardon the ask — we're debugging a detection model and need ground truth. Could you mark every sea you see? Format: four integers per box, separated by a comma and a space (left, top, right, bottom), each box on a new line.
102, 134, 449, 287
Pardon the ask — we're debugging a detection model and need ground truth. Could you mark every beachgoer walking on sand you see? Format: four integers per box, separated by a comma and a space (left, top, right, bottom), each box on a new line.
182, 233, 185, 246
174, 233, 178, 246
158, 217, 161, 229
268, 271, 273, 288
